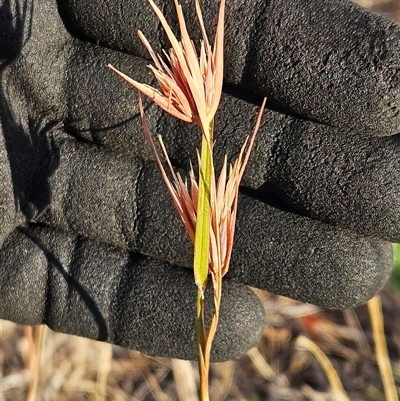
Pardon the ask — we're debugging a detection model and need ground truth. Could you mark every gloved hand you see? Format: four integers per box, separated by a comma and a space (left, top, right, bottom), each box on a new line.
0, 0, 399, 361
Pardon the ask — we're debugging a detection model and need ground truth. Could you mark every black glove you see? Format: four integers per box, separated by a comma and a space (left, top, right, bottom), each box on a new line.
0, 0, 399, 361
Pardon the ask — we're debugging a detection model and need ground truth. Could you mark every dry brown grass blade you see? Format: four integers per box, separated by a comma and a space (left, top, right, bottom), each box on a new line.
96, 343, 113, 401
24, 326, 34, 369
171, 359, 199, 401
295, 335, 350, 401
367, 295, 399, 401
211, 361, 235, 400
26, 325, 47, 401
141, 361, 170, 401
246, 347, 276, 381
301, 385, 329, 401
343, 309, 373, 358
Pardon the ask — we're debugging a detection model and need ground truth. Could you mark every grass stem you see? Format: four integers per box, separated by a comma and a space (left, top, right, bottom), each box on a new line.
194, 121, 214, 401
26, 325, 47, 401
368, 295, 398, 401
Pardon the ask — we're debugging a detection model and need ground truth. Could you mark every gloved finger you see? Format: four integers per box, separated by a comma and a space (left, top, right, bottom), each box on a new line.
9, 25, 399, 244
230, 190, 392, 309
34, 61, 400, 242
36, 133, 393, 309
58, 0, 400, 136
61, 40, 400, 242
0, 224, 265, 361
130, 165, 393, 309
0, 120, 18, 245
261, 118, 400, 243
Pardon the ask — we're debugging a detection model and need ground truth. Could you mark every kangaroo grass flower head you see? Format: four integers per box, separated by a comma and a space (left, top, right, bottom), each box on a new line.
138, 95, 267, 278
108, 0, 225, 131
109, 1, 267, 399
108, 0, 266, 285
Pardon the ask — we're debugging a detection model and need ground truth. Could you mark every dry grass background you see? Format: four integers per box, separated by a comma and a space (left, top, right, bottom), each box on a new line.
1, 1, 400, 400
1, 288, 399, 401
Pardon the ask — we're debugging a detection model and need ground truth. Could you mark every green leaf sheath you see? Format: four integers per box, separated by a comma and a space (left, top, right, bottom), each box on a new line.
193, 122, 213, 292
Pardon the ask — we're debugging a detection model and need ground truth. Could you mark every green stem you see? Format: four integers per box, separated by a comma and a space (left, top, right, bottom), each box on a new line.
194, 120, 213, 401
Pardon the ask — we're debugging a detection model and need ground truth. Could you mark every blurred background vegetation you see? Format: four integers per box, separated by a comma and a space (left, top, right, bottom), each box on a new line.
391, 244, 400, 290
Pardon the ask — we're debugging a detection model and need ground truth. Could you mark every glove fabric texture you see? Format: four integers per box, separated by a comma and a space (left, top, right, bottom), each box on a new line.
0, 0, 399, 360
